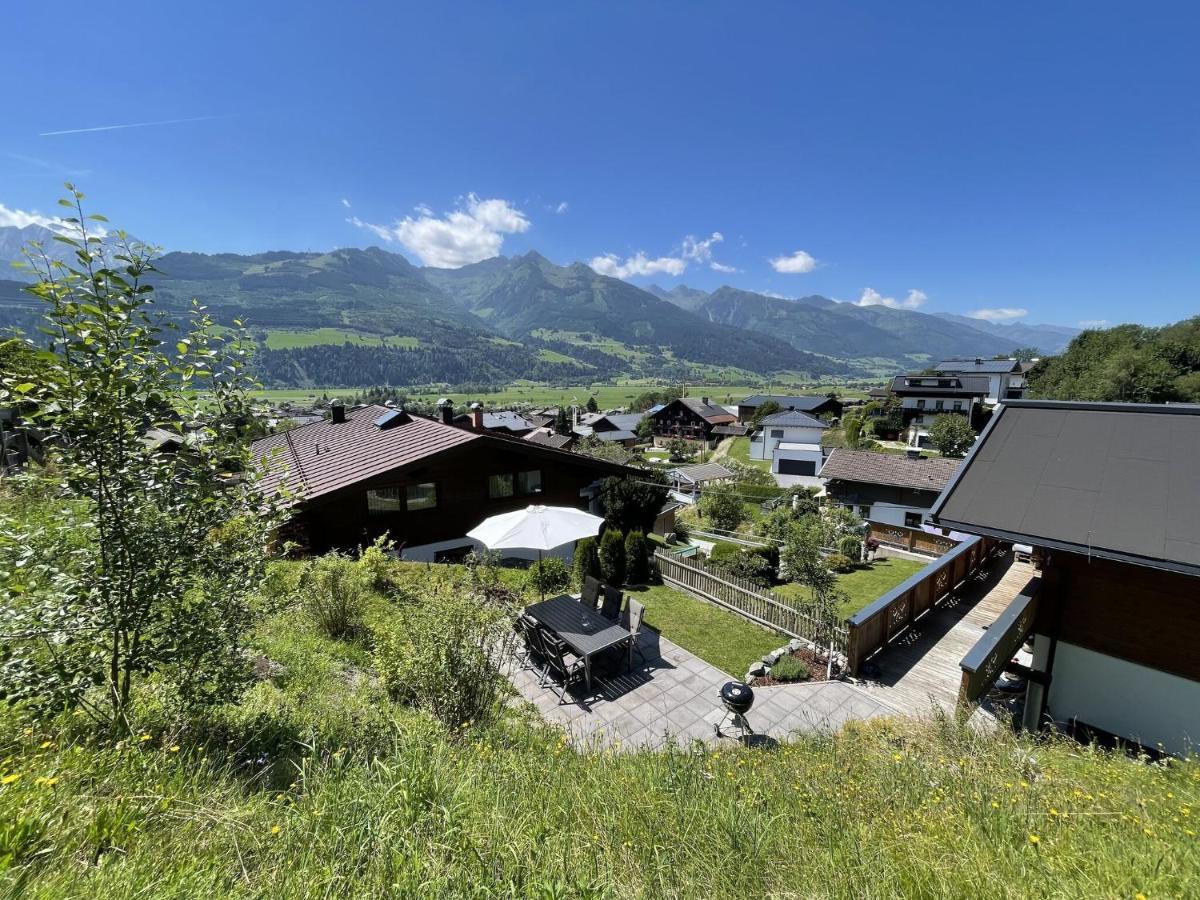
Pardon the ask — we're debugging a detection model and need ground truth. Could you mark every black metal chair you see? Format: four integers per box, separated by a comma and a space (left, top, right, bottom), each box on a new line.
513, 615, 544, 673
623, 597, 647, 666
540, 632, 586, 702
600, 585, 624, 620
580, 575, 603, 609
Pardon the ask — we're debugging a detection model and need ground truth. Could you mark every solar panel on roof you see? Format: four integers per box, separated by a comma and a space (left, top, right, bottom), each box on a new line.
373, 409, 410, 429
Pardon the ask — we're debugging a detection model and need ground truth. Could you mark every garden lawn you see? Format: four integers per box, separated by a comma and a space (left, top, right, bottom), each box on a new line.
726, 435, 770, 471
775, 556, 928, 619
625, 583, 780, 676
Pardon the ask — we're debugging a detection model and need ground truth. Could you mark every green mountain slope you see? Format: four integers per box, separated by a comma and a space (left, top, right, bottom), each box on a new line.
424, 253, 845, 377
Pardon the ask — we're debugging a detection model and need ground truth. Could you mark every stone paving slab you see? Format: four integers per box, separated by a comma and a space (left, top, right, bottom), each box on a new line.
509, 628, 898, 751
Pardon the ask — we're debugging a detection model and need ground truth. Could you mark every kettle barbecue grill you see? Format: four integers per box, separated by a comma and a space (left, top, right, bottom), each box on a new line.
714, 681, 755, 739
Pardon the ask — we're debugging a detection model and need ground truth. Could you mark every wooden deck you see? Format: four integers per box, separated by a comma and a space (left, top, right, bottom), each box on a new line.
861, 551, 1039, 715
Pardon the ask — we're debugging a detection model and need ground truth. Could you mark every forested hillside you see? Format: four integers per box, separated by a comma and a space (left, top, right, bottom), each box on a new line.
1027, 317, 1200, 402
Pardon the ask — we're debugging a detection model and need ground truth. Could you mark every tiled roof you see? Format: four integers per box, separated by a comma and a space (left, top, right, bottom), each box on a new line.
740, 394, 839, 411
819, 448, 961, 492
889, 375, 992, 395
523, 430, 574, 450
934, 359, 1022, 375
676, 398, 737, 424
455, 410, 535, 431
759, 410, 830, 429
670, 462, 735, 483
593, 429, 637, 442
711, 423, 751, 436
251, 405, 629, 505
596, 412, 644, 432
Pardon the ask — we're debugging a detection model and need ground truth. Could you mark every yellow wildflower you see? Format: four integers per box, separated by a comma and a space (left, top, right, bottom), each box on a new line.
271, 825, 281, 835
1028, 834, 1040, 846
1, 773, 20, 785
169, 745, 180, 753
139, 734, 152, 742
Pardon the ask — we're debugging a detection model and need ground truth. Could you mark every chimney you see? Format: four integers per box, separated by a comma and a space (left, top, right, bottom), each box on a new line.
974, 357, 982, 366
470, 402, 484, 431
437, 397, 454, 426
331, 402, 346, 424
905, 448, 923, 460
701, 396, 710, 406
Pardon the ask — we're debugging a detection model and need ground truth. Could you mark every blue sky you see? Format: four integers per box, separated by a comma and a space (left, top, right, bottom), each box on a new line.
3, 1, 1197, 327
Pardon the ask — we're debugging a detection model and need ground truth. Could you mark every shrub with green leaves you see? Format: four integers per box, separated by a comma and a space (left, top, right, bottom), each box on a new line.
599, 529, 627, 586
624, 530, 650, 585
299, 552, 374, 642
573, 537, 601, 586
826, 552, 855, 573
699, 484, 745, 532
769, 654, 810, 682
374, 569, 515, 728
524, 556, 571, 596
838, 535, 863, 561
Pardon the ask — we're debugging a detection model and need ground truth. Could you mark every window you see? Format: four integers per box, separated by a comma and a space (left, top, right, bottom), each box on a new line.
367, 487, 403, 514
935, 400, 945, 411
518, 469, 543, 495
858, 505, 871, 517
905, 512, 923, 528
916, 399, 926, 409
406, 482, 437, 510
952, 400, 963, 412
770, 429, 785, 438
488, 473, 514, 499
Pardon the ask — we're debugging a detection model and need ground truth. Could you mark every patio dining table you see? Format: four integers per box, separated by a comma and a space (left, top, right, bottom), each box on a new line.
525, 594, 630, 691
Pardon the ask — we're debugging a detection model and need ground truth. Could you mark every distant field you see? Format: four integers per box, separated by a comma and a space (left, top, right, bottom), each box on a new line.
250, 380, 875, 409
261, 328, 421, 350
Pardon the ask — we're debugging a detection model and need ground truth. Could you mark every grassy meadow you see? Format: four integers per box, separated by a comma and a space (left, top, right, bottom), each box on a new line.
1, 557, 1198, 897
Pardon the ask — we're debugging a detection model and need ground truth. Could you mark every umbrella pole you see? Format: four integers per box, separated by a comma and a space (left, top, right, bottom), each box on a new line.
538, 548, 545, 601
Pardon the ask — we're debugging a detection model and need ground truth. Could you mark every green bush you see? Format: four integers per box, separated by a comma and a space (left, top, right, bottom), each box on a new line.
699, 484, 745, 532
624, 530, 650, 585
300, 552, 374, 641
838, 535, 863, 561
672, 520, 690, 543
599, 529, 627, 586
769, 654, 811, 682
573, 537, 601, 586
524, 557, 571, 596
826, 552, 855, 573
708, 542, 778, 586
708, 541, 743, 564
374, 570, 515, 728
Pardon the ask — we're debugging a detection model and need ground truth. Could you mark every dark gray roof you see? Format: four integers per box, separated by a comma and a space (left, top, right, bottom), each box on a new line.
596, 412, 644, 432
676, 397, 736, 423
819, 448, 961, 492
711, 423, 751, 436
670, 462, 735, 484
935, 358, 1022, 375
890, 374, 992, 396
740, 394, 839, 411
931, 400, 1200, 575
523, 430, 574, 450
593, 429, 637, 442
759, 410, 830, 429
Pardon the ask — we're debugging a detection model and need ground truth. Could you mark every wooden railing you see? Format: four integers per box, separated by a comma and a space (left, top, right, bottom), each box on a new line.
845, 535, 1001, 674
958, 581, 1039, 705
653, 550, 848, 654
868, 521, 960, 557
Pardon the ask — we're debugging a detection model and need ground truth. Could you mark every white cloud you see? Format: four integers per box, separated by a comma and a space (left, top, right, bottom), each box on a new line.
554, 201, 569, 214
340, 198, 351, 208
680, 231, 739, 272
1079, 319, 1110, 328
589, 252, 688, 279
762, 291, 793, 300
0, 202, 107, 237
769, 249, 818, 274
348, 194, 531, 268
854, 287, 928, 310
710, 261, 739, 273
967, 307, 1028, 323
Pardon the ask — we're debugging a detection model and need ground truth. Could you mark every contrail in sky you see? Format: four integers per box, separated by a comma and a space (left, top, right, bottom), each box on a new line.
39, 115, 220, 137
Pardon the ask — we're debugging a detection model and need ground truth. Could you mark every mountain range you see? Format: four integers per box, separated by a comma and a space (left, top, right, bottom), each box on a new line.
0, 223, 1078, 388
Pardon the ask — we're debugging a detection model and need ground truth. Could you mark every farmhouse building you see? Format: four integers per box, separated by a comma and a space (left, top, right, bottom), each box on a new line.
820, 448, 962, 528
736, 393, 843, 424
649, 397, 736, 446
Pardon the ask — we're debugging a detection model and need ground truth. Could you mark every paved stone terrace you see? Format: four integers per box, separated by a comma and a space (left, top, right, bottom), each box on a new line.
510, 627, 901, 751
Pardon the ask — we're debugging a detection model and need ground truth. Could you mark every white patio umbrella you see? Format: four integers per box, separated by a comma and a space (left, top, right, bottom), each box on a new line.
467, 504, 605, 599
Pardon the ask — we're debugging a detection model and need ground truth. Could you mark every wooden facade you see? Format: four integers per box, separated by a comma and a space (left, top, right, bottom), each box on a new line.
1034, 551, 1200, 685
650, 399, 726, 443
289, 440, 622, 555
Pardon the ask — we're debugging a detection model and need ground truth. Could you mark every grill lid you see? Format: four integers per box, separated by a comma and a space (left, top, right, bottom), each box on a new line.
720, 681, 754, 714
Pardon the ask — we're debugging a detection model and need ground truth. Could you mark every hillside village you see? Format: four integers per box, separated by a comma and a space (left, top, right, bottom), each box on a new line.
3, 2, 1200, 892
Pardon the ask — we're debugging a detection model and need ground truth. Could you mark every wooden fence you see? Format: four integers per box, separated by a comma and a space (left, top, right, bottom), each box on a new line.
845, 534, 1001, 674
653, 550, 848, 654
867, 521, 960, 557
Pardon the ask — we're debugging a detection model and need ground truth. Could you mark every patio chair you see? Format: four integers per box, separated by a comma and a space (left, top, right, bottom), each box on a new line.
623, 598, 647, 666
541, 633, 586, 702
580, 575, 603, 609
512, 615, 542, 673
525, 623, 554, 686
600, 585, 624, 620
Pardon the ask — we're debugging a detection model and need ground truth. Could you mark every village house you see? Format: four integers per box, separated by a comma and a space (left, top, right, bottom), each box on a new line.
574, 411, 644, 447
888, 373, 990, 446
820, 448, 962, 528
736, 393, 843, 424
931, 399, 1200, 755
649, 397, 736, 447
667, 461, 735, 498
452, 404, 536, 437
748, 409, 828, 479
933, 357, 1029, 404
250, 403, 637, 561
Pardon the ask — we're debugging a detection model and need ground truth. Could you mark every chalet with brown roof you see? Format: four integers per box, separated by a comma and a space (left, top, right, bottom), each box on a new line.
251, 405, 636, 560
819, 448, 961, 528
648, 397, 736, 447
